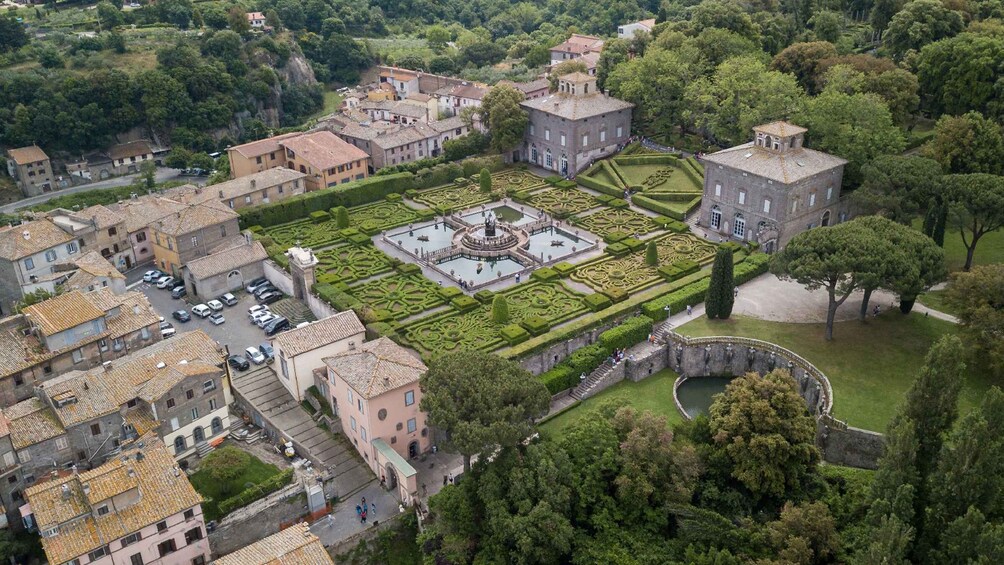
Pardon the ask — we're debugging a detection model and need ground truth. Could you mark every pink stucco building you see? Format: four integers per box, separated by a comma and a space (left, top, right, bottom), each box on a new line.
24, 439, 209, 565
320, 337, 428, 502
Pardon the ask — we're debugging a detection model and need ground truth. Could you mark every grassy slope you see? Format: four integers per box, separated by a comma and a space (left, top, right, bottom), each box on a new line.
540, 369, 683, 436
677, 314, 994, 432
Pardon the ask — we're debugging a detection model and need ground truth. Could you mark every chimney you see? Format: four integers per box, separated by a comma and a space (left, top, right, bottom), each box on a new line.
156, 362, 166, 369
103, 361, 112, 372
60, 484, 71, 500
22, 230, 30, 240
218, 190, 224, 199
383, 376, 390, 386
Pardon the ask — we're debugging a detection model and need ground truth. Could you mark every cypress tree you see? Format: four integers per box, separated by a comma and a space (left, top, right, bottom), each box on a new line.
705, 248, 734, 319
645, 241, 659, 266
480, 168, 492, 192
490, 295, 509, 323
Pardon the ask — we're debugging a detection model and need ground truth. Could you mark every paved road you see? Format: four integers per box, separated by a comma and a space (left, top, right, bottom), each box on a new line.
0, 168, 187, 213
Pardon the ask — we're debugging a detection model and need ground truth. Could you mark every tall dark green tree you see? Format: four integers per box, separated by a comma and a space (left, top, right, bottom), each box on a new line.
705, 247, 735, 319
479, 168, 492, 192
645, 241, 659, 267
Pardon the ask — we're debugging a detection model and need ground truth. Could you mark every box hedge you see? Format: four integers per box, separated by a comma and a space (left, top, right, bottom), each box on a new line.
520, 316, 550, 336
577, 174, 622, 197
598, 315, 654, 351
309, 210, 330, 223
438, 286, 463, 300
607, 197, 630, 209
555, 179, 577, 189
552, 262, 576, 277
642, 254, 770, 320
347, 233, 372, 245
248, 225, 264, 233
613, 154, 678, 166
621, 237, 645, 252
385, 193, 403, 202
451, 295, 480, 312
530, 267, 559, 282
415, 208, 437, 220
238, 172, 415, 228
605, 242, 631, 256
563, 343, 609, 375
632, 194, 685, 221
500, 324, 530, 346
358, 220, 382, 235
474, 289, 496, 303
539, 365, 578, 394
396, 263, 422, 275
593, 193, 614, 205
602, 286, 629, 302
583, 293, 612, 312
545, 175, 563, 186
603, 231, 629, 244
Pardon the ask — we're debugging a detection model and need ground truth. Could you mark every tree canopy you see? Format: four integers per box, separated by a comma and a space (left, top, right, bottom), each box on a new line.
478, 84, 529, 154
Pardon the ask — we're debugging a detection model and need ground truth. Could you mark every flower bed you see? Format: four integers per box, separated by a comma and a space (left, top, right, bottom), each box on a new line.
315, 244, 396, 284
347, 274, 447, 320
525, 187, 599, 216
571, 233, 718, 292
348, 200, 421, 233
573, 208, 659, 237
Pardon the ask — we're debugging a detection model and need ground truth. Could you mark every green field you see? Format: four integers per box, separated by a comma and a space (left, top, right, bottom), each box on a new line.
540, 369, 684, 437
676, 314, 993, 432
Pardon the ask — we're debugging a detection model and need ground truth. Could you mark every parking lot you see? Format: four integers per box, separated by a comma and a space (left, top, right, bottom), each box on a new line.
136, 280, 283, 361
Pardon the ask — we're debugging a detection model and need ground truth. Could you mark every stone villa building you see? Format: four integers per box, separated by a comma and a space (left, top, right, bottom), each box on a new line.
520, 73, 633, 176
698, 121, 849, 252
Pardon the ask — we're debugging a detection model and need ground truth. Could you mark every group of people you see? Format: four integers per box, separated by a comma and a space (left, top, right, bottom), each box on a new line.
609, 348, 626, 365
354, 497, 375, 524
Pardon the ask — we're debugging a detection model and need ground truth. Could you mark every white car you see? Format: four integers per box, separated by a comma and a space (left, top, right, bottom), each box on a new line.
248, 304, 269, 317
159, 321, 176, 338
255, 313, 276, 328
220, 293, 238, 306
156, 276, 174, 289
249, 310, 271, 324
209, 313, 225, 325
245, 347, 266, 365
207, 300, 224, 312
191, 304, 212, 318
143, 270, 161, 282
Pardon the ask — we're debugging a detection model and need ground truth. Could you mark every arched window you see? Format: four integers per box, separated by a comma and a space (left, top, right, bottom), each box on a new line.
211, 417, 223, 435
193, 427, 205, 444
821, 210, 831, 227
530, 145, 538, 164
710, 205, 722, 230
545, 149, 553, 169
559, 155, 568, 176
174, 435, 186, 455
733, 213, 746, 239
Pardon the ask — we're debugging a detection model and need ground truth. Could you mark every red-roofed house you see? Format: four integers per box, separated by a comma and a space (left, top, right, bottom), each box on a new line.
227, 131, 370, 191
247, 11, 266, 28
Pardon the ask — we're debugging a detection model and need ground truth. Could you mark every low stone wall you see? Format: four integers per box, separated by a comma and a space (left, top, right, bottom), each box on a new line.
817, 418, 885, 470
264, 259, 338, 320
518, 315, 630, 375
209, 488, 308, 557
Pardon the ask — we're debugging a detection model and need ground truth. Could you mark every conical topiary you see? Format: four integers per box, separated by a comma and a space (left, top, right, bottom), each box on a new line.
490, 295, 509, 324
334, 206, 350, 228
705, 247, 735, 319
480, 168, 492, 192
645, 241, 659, 266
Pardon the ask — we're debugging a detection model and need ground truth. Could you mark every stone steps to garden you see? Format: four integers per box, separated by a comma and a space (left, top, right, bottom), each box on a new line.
570, 360, 615, 400
196, 441, 215, 458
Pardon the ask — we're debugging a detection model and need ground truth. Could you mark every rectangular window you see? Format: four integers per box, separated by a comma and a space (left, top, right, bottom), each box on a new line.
617, 126, 623, 138
99, 339, 109, 352
809, 193, 816, 207
544, 129, 550, 141
158, 539, 177, 557
184, 509, 195, 520
23, 257, 34, 271
140, 327, 150, 340
357, 398, 363, 413
170, 418, 179, 431
184, 527, 203, 544
157, 521, 168, 533
560, 133, 566, 147
3, 452, 14, 467
209, 399, 217, 411
763, 199, 771, 214
600, 130, 606, 142
714, 183, 721, 197
350, 416, 357, 431
90, 423, 101, 436
203, 380, 215, 393
529, 124, 535, 136
738, 190, 746, 205
45, 250, 56, 262
348, 390, 354, 404
405, 390, 415, 406
167, 398, 175, 409
89, 547, 108, 561
827, 187, 833, 201
123, 532, 142, 547
186, 390, 194, 400
407, 418, 417, 433
190, 236, 198, 248
791, 200, 798, 214
582, 134, 588, 146
55, 436, 68, 450
130, 553, 144, 565
361, 427, 367, 442
256, 156, 262, 164
97, 505, 109, 516
191, 407, 199, 420
67, 242, 78, 254
18, 450, 30, 463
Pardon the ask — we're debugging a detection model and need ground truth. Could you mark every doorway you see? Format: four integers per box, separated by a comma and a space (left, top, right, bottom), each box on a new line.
193, 427, 205, 444
408, 440, 419, 458
385, 464, 398, 490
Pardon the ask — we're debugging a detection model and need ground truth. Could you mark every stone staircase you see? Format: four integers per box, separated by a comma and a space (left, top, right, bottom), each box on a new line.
570, 360, 615, 401
228, 420, 264, 445
196, 441, 215, 458
652, 321, 672, 344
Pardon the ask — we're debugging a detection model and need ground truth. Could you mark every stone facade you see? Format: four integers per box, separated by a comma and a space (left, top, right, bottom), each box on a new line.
520, 74, 633, 175
698, 122, 850, 252
6, 146, 55, 197
151, 367, 230, 459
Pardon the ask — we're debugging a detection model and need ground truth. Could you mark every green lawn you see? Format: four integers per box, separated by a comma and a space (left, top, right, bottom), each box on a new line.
941, 226, 1004, 272
676, 314, 994, 432
308, 89, 345, 120
540, 369, 684, 437
917, 289, 959, 317
189, 452, 283, 522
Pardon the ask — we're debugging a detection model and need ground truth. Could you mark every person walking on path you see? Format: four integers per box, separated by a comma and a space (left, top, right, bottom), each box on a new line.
733, 286, 739, 298
371, 503, 376, 516
686, 304, 693, 316
448, 472, 454, 484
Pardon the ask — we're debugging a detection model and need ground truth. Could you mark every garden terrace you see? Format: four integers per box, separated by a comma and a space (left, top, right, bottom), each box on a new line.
524, 187, 600, 217
347, 274, 447, 321
571, 233, 719, 293
348, 200, 421, 233
263, 218, 342, 249
315, 244, 397, 284
573, 208, 660, 238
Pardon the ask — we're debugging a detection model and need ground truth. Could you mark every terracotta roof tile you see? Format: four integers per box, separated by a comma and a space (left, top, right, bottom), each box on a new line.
152, 200, 239, 237
165, 168, 305, 206
107, 195, 187, 234
185, 240, 267, 280
323, 337, 425, 399
107, 140, 153, 161
701, 142, 847, 184
7, 145, 49, 165
273, 311, 364, 358
754, 121, 808, 138
0, 219, 74, 260
522, 92, 633, 121
23, 290, 104, 335
215, 522, 333, 565
279, 131, 370, 171
229, 132, 303, 159
4, 398, 66, 450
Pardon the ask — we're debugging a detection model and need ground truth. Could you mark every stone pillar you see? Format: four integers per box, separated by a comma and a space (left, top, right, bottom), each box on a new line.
287, 246, 318, 300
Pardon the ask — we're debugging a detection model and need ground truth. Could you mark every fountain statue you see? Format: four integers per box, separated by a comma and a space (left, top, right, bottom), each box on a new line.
484, 213, 497, 238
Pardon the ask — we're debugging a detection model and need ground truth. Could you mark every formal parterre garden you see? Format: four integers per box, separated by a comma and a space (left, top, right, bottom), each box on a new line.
578, 150, 705, 221
252, 155, 772, 386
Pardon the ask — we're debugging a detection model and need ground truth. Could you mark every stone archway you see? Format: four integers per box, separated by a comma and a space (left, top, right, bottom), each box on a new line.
385, 464, 398, 490
227, 269, 244, 291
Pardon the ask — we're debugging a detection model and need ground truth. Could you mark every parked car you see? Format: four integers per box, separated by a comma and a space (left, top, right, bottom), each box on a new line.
248, 304, 269, 317
249, 310, 272, 325
171, 279, 185, 289
264, 317, 290, 336
257, 291, 283, 304
156, 276, 174, 289
206, 300, 224, 312
172, 310, 191, 323
143, 270, 163, 283
220, 293, 238, 306
209, 313, 225, 325
171, 286, 187, 299
258, 343, 274, 362
191, 304, 212, 318
246, 277, 269, 294
227, 355, 250, 371
253, 284, 276, 299
159, 321, 176, 338
255, 313, 276, 328
245, 346, 266, 365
